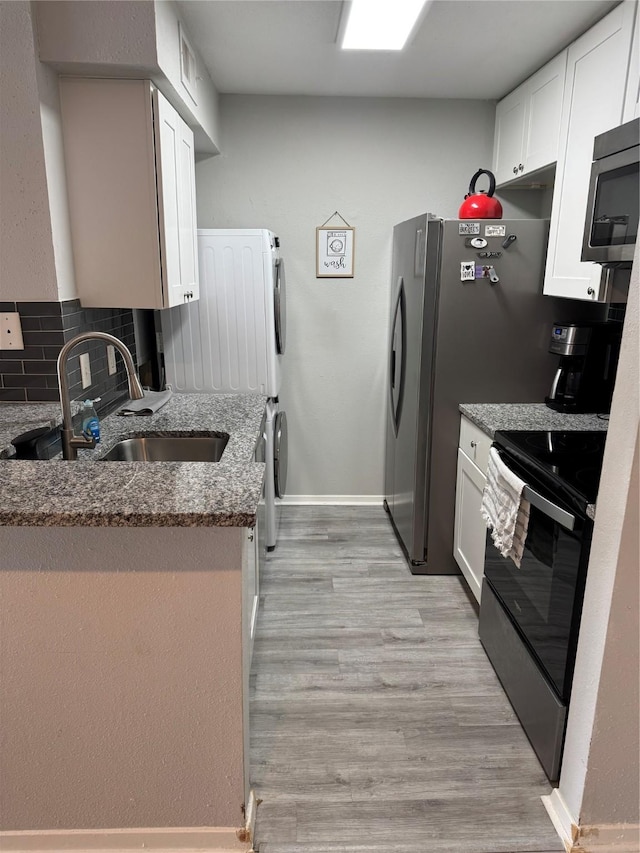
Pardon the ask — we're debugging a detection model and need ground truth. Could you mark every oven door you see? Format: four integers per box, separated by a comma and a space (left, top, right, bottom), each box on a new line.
582, 145, 639, 264
484, 459, 591, 702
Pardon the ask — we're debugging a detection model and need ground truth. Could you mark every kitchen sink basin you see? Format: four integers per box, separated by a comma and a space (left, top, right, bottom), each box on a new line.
99, 433, 229, 462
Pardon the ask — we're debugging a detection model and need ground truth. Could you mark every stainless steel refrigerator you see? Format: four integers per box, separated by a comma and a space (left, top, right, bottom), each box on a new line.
383, 214, 604, 575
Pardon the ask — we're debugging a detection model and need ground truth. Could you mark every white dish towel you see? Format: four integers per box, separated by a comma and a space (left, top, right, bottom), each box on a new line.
481, 447, 531, 568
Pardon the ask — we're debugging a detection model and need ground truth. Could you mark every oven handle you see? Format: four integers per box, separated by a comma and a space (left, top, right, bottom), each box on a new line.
493, 447, 577, 531
522, 485, 576, 532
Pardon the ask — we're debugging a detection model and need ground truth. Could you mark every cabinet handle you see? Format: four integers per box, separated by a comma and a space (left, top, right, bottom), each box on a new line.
470, 440, 477, 449
513, 166, 518, 174
184, 290, 194, 302
587, 287, 595, 298
248, 529, 254, 542
518, 163, 524, 172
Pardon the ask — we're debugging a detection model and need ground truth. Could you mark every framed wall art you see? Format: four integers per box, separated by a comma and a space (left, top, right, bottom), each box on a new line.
316, 212, 355, 278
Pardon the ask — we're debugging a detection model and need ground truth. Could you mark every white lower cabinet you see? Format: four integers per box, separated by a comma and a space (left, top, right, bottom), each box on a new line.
453, 416, 492, 604
244, 523, 260, 665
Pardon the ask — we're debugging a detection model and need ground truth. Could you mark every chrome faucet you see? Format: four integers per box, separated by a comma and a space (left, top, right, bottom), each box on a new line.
56, 331, 145, 460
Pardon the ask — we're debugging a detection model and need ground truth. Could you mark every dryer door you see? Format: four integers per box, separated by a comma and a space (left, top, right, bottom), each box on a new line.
273, 410, 288, 498
274, 257, 286, 355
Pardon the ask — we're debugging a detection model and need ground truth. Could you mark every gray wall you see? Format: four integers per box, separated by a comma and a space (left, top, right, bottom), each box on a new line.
195, 95, 496, 499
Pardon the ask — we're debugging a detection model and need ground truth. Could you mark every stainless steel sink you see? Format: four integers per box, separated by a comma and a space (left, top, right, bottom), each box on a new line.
99, 433, 229, 462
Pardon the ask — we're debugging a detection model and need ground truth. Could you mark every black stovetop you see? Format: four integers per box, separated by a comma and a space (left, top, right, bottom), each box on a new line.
493, 430, 607, 515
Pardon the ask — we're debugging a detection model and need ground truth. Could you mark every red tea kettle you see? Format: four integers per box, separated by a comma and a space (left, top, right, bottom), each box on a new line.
458, 168, 503, 219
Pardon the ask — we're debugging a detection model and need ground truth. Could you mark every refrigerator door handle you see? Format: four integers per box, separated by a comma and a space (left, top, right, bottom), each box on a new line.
389, 277, 406, 436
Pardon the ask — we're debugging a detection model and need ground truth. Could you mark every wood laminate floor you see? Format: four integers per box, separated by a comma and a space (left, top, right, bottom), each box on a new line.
250, 506, 563, 853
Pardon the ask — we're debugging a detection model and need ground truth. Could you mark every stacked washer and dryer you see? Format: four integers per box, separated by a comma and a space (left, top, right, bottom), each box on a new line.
161, 229, 287, 551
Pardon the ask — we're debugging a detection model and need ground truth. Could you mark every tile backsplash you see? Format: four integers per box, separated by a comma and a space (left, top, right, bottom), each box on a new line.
0, 300, 136, 414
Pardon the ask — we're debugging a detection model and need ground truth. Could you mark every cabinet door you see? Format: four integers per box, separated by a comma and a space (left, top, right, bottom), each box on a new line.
154, 91, 199, 308
493, 52, 567, 186
493, 85, 527, 185
453, 449, 487, 604
524, 50, 567, 174
60, 78, 164, 309
243, 525, 260, 666
176, 120, 200, 303
459, 415, 492, 473
543, 2, 636, 301
623, 4, 640, 121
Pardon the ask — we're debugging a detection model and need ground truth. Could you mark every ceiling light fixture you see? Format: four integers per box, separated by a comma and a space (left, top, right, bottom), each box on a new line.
340, 0, 429, 51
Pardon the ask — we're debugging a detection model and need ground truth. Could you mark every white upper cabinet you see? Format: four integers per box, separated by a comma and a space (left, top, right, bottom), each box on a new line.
623, 2, 640, 121
60, 78, 199, 310
493, 51, 567, 186
153, 91, 200, 308
493, 87, 527, 186
36, 1, 220, 155
543, 2, 637, 301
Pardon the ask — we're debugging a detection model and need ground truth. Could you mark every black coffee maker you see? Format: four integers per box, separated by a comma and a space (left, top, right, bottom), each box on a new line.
545, 322, 622, 413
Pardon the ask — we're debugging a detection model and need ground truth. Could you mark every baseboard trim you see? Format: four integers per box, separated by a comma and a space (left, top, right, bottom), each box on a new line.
282, 495, 384, 506
543, 788, 580, 851
542, 790, 640, 852
574, 826, 640, 852
0, 821, 254, 852
242, 789, 259, 848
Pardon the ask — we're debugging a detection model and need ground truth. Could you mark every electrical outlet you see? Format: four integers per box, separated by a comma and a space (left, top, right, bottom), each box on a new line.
0, 313, 25, 350
79, 352, 92, 389
107, 345, 117, 376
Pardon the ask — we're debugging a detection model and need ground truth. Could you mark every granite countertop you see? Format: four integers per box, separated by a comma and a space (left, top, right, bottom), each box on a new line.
0, 403, 62, 458
459, 402, 607, 520
0, 394, 266, 527
459, 403, 609, 438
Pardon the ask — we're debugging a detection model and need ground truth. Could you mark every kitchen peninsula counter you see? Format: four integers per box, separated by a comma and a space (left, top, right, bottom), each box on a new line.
1, 393, 264, 837
459, 402, 608, 438
0, 393, 265, 527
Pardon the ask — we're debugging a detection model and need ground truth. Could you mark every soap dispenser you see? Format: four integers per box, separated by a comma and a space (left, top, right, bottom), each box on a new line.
81, 398, 101, 442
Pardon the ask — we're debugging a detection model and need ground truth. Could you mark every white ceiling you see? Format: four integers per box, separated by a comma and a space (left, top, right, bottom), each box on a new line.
177, 0, 620, 101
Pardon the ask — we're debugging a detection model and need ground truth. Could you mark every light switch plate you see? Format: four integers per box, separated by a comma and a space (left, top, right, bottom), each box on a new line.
0, 313, 25, 350
107, 345, 117, 376
80, 352, 91, 388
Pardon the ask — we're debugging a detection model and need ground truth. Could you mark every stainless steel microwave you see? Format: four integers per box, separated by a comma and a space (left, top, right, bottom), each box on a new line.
582, 117, 639, 266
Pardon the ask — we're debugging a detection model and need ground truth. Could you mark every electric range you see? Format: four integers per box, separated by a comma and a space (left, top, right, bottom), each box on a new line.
478, 428, 607, 782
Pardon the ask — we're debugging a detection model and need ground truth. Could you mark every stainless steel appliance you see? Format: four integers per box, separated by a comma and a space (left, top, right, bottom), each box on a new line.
384, 215, 603, 574
545, 321, 623, 413
479, 429, 607, 782
582, 117, 639, 266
